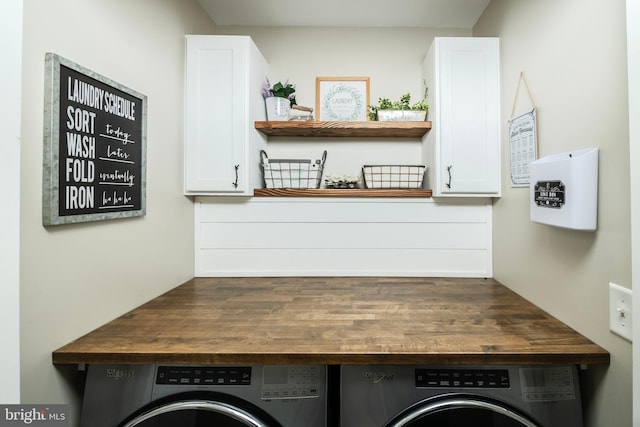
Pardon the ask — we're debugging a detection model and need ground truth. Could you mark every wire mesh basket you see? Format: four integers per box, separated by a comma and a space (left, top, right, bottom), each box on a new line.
260, 150, 327, 189
362, 164, 426, 189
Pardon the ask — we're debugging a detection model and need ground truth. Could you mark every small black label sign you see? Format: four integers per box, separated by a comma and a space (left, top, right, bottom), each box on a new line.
534, 180, 565, 208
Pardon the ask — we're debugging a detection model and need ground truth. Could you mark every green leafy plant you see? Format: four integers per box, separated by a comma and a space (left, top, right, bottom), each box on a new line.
262, 78, 297, 106
368, 86, 428, 121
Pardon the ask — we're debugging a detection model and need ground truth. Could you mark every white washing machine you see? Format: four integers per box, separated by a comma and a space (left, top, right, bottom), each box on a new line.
80, 364, 327, 427
341, 365, 583, 427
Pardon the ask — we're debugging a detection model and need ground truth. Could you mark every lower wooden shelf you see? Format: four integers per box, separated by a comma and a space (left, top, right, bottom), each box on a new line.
253, 188, 432, 197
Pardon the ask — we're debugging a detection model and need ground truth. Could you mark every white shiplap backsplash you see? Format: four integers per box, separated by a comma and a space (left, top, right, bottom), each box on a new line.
195, 197, 492, 277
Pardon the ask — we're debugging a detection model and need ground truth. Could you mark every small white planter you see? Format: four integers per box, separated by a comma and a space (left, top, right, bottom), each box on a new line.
265, 97, 291, 121
376, 110, 427, 122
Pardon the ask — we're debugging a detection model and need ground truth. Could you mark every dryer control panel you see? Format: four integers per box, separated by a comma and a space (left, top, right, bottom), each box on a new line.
156, 366, 252, 386
415, 368, 510, 388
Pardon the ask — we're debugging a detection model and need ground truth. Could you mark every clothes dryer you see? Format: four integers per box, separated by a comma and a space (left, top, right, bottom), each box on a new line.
80, 364, 326, 427
341, 364, 583, 427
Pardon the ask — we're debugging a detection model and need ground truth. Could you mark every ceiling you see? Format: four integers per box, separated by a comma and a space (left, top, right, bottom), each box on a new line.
197, 0, 491, 28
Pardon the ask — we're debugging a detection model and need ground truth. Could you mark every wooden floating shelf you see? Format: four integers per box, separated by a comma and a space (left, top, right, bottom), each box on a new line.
254, 188, 432, 198
254, 120, 432, 138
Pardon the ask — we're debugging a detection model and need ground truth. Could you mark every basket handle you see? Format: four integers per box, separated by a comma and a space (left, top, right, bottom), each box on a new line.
260, 150, 269, 165
319, 150, 327, 166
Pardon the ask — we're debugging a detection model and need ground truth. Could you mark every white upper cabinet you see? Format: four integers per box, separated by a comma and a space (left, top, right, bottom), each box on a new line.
422, 37, 501, 197
184, 35, 268, 195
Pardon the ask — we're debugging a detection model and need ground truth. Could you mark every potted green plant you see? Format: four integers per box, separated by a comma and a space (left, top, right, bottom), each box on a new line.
368, 87, 429, 121
262, 78, 297, 121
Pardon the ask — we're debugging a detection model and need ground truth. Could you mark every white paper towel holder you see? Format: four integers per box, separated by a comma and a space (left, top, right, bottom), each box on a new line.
529, 148, 599, 231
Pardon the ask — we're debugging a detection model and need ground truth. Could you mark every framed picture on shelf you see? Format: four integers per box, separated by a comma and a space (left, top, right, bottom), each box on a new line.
316, 76, 370, 121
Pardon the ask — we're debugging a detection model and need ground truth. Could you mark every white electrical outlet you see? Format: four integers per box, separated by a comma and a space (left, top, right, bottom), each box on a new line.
609, 282, 633, 342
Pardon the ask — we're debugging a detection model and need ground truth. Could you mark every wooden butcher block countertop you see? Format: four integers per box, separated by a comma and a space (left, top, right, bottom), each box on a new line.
52, 277, 609, 366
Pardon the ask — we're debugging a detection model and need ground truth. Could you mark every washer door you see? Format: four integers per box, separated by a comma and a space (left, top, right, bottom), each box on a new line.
119, 393, 282, 427
386, 395, 540, 427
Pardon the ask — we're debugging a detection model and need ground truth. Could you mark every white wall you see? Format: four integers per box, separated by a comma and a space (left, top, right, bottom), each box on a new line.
475, 1, 631, 426
0, 0, 23, 404
627, 0, 640, 423
20, 0, 215, 423
217, 26, 469, 175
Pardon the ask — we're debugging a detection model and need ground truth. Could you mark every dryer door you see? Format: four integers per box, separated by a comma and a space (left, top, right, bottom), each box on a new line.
386, 396, 539, 427
120, 397, 282, 427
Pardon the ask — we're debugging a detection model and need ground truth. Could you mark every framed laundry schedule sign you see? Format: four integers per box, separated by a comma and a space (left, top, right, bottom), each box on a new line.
42, 53, 147, 226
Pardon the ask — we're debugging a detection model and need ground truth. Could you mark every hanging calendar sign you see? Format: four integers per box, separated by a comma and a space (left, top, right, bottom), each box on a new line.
508, 72, 538, 187
509, 108, 538, 187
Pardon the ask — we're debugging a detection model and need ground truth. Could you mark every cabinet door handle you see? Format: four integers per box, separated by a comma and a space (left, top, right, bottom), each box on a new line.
446, 165, 453, 189
232, 164, 239, 188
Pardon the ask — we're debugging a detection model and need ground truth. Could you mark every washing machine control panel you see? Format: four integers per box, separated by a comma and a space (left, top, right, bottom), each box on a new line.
261, 365, 321, 400
156, 366, 252, 386
519, 366, 577, 402
415, 368, 510, 388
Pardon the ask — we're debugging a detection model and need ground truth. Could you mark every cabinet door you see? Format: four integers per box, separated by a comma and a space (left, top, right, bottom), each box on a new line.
427, 38, 501, 196
184, 36, 247, 194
